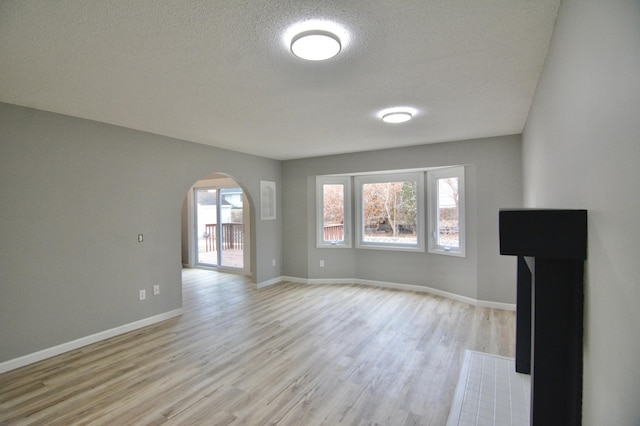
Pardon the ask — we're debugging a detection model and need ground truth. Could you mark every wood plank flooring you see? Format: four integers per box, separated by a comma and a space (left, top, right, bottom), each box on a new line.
0, 269, 515, 425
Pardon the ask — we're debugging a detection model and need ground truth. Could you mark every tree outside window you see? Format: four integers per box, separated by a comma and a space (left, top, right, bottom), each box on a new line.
428, 166, 465, 257
355, 172, 424, 251
361, 181, 417, 243
316, 176, 351, 248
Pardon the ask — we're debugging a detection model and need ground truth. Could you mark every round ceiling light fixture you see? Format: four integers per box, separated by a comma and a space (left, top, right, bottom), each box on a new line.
291, 30, 341, 61
381, 111, 413, 124
378, 107, 418, 124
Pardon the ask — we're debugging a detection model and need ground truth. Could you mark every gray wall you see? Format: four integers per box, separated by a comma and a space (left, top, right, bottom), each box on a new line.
0, 103, 281, 362
282, 135, 522, 303
522, 0, 640, 424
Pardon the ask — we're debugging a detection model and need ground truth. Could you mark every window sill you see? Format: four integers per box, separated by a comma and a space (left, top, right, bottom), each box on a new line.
428, 247, 466, 257
317, 243, 352, 249
356, 243, 425, 253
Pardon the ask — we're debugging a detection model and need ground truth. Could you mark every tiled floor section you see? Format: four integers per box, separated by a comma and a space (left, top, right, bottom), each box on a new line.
447, 350, 531, 426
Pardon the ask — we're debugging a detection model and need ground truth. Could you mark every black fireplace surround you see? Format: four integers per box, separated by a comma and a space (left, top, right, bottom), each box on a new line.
499, 209, 587, 426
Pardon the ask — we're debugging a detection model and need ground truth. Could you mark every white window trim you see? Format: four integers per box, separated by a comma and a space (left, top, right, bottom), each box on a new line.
316, 176, 352, 248
427, 166, 466, 257
355, 172, 425, 252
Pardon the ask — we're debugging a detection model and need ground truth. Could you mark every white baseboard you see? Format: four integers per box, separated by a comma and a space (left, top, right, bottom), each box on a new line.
256, 276, 286, 289
260, 276, 515, 311
474, 299, 517, 311
0, 308, 183, 374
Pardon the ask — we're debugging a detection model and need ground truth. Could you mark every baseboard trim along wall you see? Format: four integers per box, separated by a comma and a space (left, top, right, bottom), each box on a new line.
0, 308, 184, 374
256, 276, 286, 289
259, 276, 516, 311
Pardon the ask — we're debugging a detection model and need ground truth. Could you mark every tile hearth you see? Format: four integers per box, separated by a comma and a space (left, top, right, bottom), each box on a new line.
447, 350, 530, 426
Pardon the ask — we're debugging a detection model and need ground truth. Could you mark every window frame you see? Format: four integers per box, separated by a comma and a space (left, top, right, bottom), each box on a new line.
427, 166, 466, 257
354, 172, 425, 252
316, 175, 352, 248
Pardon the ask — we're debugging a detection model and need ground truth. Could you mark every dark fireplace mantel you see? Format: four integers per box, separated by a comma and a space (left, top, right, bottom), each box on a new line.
499, 209, 587, 426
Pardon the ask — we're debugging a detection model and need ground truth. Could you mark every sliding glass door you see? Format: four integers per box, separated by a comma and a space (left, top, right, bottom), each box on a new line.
195, 187, 244, 269
195, 188, 218, 266
219, 188, 244, 268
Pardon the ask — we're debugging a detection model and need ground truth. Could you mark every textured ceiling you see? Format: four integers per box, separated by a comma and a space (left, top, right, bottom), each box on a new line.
0, 0, 560, 160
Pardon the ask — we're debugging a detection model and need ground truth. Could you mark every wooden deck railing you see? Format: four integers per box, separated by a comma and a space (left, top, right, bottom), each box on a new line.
323, 224, 344, 241
204, 223, 244, 251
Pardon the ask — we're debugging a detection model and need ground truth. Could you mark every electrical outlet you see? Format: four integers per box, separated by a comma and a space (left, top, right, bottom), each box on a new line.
319, 260, 325, 267
153, 284, 160, 295
139, 289, 146, 300
272, 259, 276, 266
137, 234, 143, 243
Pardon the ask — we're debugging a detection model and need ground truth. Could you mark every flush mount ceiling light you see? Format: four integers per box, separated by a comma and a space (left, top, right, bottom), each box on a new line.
378, 107, 417, 124
290, 30, 341, 61
382, 111, 413, 124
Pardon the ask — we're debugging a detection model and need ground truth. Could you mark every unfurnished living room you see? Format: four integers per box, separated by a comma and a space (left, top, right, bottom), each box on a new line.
1, 1, 639, 425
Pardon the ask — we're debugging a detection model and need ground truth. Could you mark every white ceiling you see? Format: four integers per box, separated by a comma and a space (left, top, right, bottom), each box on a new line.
0, 0, 560, 160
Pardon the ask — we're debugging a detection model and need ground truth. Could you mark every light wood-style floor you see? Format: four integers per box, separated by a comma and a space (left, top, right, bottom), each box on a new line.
0, 269, 515, 425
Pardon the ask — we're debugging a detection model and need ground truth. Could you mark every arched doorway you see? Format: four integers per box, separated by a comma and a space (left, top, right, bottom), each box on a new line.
181, 173, 252, 277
